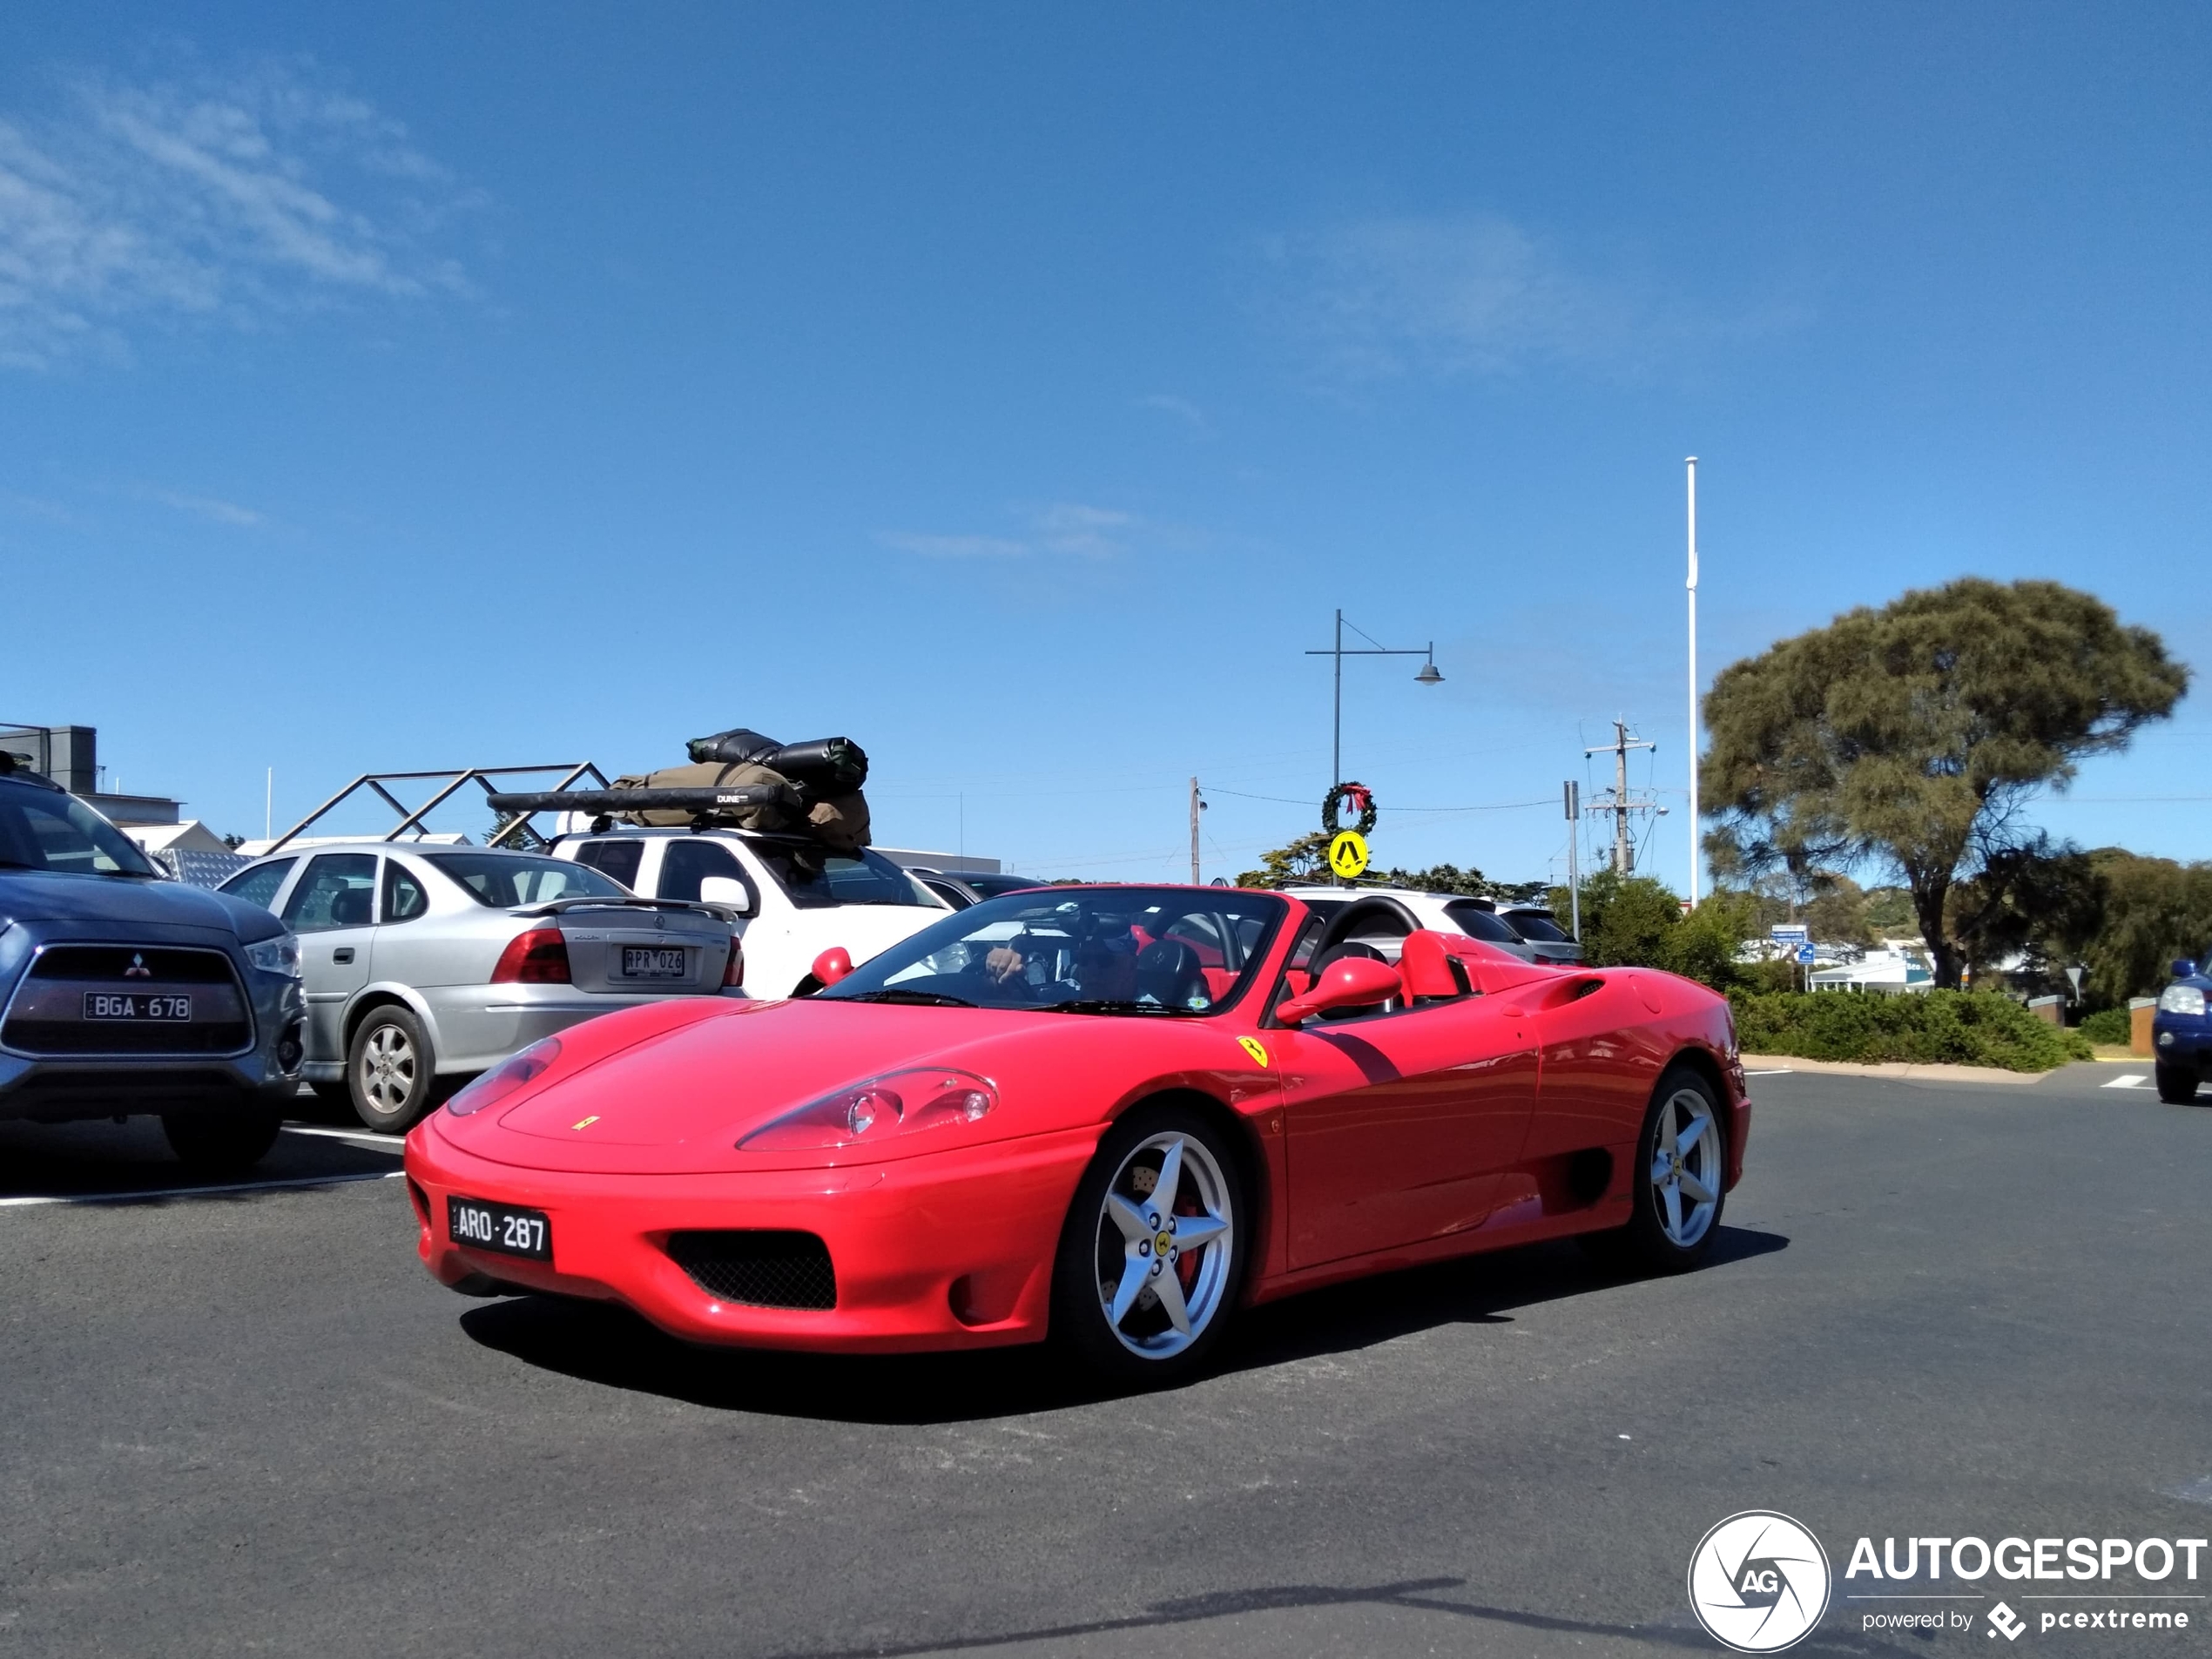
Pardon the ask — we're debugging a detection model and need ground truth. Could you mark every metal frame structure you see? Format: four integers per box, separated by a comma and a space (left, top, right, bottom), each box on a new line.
266, 763, 610, 854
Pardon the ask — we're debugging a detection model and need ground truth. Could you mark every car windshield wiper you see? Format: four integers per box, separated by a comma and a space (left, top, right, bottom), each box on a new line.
1037, 999, 1204, 1016
838, 988, 980, 1008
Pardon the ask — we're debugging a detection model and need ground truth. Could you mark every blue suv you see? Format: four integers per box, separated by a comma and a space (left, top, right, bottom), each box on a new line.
0, 756, 307, 1170
2153, 956, 2212, 1103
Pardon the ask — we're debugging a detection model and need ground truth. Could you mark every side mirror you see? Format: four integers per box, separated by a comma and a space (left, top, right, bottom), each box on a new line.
1277, 955, 1401, 1025
2175, 959, 2200, 981
811, 947, 853, 988
698, 875, 752, 916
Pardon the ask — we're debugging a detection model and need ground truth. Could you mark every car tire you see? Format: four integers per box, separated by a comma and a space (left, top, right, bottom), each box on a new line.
2155, 1062, 2199, 1105
1049, 1104, 1249, 1388
162, 1107, 282, 1175
347, 1005, 437, 1132
1581, 1065, 1728, 1274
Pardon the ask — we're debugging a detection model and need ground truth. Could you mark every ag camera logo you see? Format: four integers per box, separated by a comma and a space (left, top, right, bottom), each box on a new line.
1688, 1511, 1832, 1652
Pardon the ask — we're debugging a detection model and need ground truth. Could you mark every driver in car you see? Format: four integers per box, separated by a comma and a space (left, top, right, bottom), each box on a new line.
985, 919, 1139, 1001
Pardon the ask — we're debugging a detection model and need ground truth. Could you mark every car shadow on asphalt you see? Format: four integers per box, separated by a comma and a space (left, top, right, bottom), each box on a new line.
456, 1224, 1789, 1426
0, 1114, 401, 1203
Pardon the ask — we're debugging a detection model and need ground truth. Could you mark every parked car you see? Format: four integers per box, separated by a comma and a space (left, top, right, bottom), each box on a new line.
406, 883, 1746, 1384
906, 868, 1043, 910
0, 757, 307, 1171
2153, 954, 2212, 1103
219, 842, 739, 1132
1279, 886, 1583, 967
548, 827, 948, 996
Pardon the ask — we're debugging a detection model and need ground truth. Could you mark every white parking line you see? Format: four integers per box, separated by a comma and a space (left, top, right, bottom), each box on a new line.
2103, 1074, 2151, 1089
1744, 1068, 1796, 1076
0, 1170, 405, 1209
280, 1123, 407, 1148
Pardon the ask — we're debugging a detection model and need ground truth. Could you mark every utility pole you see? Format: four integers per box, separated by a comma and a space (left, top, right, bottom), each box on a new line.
1189, 778, 1203, 886
1583, 720, 1659, 874
1562, 779, 1581, 941
1686, 456, 1700, 908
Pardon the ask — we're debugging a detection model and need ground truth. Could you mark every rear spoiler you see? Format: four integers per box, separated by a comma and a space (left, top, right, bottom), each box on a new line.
513, 897, 720, 920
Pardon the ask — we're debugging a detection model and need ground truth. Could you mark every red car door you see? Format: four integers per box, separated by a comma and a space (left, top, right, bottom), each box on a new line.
1273, 995, 1540, 1269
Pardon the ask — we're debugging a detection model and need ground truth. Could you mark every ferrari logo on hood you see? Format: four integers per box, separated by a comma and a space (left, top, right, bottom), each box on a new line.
571, 1115, 600, 1131
1238, 1037, 1269, 1068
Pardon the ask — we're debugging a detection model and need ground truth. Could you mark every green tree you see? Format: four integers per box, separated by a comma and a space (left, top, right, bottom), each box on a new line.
1946, 834, 2106, 992
1548, 869, 1754, 992
1235, 831, 1333, 889
1702, 578, 2187, 988
2080, 848, 2212, 1007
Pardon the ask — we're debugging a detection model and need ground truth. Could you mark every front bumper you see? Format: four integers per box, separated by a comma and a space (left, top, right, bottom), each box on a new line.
404, 1117, 1100, 1352
0, 923, 306, 1122
2152, 1015, 2211, 1070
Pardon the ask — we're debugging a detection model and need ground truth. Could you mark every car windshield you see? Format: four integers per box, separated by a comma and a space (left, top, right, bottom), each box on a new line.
0, 784, 158, 879
1504, 909, 1571, 943
819, 887, 1288, 1014
422, 852, 631, 907
750, 841, 938, 910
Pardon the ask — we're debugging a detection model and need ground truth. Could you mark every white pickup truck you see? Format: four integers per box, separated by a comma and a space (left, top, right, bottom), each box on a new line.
548, 826, 949, 997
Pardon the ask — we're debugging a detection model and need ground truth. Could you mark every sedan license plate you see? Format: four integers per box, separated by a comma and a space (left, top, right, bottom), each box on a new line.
448, 1197, 552, 1261
83, 992, 192, 1022
621, 946, 688, 980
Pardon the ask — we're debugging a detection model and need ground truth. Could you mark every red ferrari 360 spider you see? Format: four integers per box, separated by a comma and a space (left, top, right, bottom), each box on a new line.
404, 885, 1750, 1382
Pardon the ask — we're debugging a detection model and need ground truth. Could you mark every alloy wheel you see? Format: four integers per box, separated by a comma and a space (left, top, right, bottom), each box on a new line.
1092, 1131, 1235, 1360
1649, 1085, 1721, 1248
361, 1023, 418, 1116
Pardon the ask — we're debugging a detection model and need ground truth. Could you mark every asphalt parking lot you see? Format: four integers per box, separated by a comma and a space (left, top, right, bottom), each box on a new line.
4, 1064, 2209, 1658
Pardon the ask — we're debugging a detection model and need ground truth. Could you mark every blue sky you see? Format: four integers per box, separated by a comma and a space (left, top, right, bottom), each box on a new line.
4, 4, 2208, 885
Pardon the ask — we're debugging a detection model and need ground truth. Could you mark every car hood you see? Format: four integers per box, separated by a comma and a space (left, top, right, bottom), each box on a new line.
0, 868, 265, 936
430, 995, 1271, 1176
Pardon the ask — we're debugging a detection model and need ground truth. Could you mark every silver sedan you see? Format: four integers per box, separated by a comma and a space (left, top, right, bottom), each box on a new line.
219, 842, 738, 1130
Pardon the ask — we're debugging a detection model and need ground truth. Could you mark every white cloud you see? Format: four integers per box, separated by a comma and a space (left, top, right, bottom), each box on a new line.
150, 489, 263, 528
1136, 393, 1212, 438
0, 54, 477, 368
879, 503, 1143, 562
1259, 212, 1802, 381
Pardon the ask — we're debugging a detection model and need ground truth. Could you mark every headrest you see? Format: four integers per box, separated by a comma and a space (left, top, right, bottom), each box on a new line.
330, 888, 372, 927
1399, 929, 1466, 999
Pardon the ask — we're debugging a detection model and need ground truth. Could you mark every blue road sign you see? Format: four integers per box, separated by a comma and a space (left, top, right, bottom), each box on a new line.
1796, 944, 1817, 964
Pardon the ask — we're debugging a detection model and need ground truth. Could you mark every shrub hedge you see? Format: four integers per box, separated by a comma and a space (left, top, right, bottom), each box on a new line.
1729, 989, 2093, 1072
2078, 1006, 2132, 1046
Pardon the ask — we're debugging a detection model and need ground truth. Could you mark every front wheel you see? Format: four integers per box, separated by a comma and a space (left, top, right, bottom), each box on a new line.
2156, 1062, 2200, 1105
1050, 1106, 1247, 1387
1584, 1066, 1728, 1273
163, 1108, 282, 1175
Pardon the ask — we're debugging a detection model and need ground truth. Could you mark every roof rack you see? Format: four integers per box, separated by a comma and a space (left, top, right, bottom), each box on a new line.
266, 763, 610, 854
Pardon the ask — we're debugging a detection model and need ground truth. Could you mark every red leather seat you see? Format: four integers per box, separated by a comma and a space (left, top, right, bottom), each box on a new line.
1399, 929, 1467, 1001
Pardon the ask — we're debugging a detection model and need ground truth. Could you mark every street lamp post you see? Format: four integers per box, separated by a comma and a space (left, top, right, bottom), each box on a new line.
1306, 610, 1443, 788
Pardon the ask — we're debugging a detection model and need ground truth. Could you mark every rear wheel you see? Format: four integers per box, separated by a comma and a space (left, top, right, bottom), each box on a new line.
162, 1108, 282, 1175
347, 1005, 437, 1132
1050, 1106, 1247, 1387
2156, 1062, 2200, 1105
1583, 1066, 1728, 1273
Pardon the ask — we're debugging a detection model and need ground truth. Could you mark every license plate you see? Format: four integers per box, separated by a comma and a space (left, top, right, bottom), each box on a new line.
83, 992, 192, 1022
447, 1197, 552, 1261
621, 946, 688, 979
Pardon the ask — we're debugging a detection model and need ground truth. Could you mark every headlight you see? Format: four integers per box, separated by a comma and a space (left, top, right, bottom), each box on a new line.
244, 934, 301, 978
738, 1068, 996, 1152
2160, 985, 2207, 1016
447, 1038, 562, 1117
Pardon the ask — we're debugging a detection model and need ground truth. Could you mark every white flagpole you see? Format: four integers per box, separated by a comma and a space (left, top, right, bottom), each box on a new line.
1686, 456, 1699, 909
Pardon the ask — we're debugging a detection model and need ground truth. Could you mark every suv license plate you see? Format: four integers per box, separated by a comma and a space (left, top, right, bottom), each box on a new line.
448, 1197, 552, 1261
84, 993, 192, 1021
621, 947, 687, 979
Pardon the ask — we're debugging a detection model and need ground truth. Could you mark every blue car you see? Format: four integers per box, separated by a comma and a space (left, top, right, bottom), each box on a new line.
0, 756, 307, 1170
2153, 956, 2212, 1103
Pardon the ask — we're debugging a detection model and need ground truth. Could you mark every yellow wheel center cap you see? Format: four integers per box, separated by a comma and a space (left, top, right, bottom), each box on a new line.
1156, 1231, 1174, 1256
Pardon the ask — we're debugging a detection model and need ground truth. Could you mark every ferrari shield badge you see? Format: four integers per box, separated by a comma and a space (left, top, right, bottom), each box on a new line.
1238, 1037, 1270, 1068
